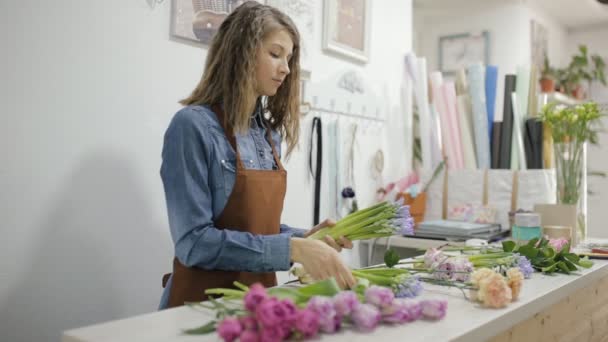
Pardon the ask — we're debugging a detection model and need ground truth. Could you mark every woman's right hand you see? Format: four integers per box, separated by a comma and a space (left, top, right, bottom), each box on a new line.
290, 237, 356, 289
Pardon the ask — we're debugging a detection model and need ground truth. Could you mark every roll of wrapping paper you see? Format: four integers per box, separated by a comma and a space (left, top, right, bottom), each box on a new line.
499, 75, 517, 169
466, 63, 491, 169
443, 81, 464, 169
430, 72, 454, 168
485, 65, 498, 142
491, 121, 502, 169
511, 66, 530, 170
456, 94, 477, 169
528, 65, 539, 117
510, 93, 527, 169
406, 55, 434, 173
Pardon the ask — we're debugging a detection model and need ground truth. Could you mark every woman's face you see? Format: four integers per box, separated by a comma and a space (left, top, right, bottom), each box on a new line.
254, 29, 293, 97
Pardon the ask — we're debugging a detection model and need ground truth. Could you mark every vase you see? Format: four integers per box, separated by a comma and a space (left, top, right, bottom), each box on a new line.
553, 140, 587, 243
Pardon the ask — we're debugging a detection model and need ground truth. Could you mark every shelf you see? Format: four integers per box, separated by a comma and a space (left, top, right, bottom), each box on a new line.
540, 92, 583, 107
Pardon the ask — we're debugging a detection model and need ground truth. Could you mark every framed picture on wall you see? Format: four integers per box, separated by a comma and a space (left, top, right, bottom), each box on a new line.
322, 0, 371, 64
266, 0, 314, 78
170, 0, 263, 45
439, 31, 489, 74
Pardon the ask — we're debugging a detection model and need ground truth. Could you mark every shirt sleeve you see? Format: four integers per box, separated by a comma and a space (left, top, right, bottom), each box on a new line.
280, 224, 308, 237
160, 108, 292, 272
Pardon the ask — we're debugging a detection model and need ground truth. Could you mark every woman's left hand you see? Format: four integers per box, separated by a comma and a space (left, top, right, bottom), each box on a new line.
304, 219, 353, 252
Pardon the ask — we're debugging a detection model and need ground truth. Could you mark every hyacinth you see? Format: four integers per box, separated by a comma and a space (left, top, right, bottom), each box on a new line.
423, 248, 448, 268
306, 296, 341, 334
420, 299, 448, 320
431, 256, 473, 282
308, 200, 414, 241
351, 303, 382, 331
381, 298, 422, 323
333, 291, 360, 316
352, 268, 423, 298
364, 286, 395, 308
513, 253, 534, 279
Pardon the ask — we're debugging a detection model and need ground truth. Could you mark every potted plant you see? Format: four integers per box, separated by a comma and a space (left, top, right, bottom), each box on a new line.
561, 45, 607, 99
539, 101, 605, 241
540, 55, 556, 92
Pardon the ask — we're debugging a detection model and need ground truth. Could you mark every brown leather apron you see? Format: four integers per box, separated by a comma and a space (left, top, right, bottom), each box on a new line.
163, 104, 287, 308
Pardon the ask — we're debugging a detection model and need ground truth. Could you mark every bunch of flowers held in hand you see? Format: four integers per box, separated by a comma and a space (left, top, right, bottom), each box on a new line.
214, 283, 447, 342
468, 268, 524, 308
307, 200, 415, 242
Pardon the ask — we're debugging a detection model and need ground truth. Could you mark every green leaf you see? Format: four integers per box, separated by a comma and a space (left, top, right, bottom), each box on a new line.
527, 237, 540, 247
183, 321, 216, 335
578, 257, 594, 269
384, 249, 400, 268
502, 240, 516, 252
518, 245, 539, 259
541, 263, 558, 273
557, 261, 570, 274
541, 248, 555, 258
563, 259, 578, 271
564, 253, 580, 263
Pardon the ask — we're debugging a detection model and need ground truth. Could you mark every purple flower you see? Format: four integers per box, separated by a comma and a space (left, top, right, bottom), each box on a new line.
424, 248, 446, 268
239, 329, 260, 342
420, 299, 447, 320
514, 253, 534, 279
351, 303, 381, 331
381, 299, 413, 324
244, 283, 268, 312
365, 286, 395, 308
402, 298, 423, 321
306, 296, 339, 333
394, 275, 423, 298
433, 257, 472, 282
333, 291, 360, 316
294, 308, 320, 338
396, 205, 411, 219
279, 299, 298, 328
217, 317, 242, 342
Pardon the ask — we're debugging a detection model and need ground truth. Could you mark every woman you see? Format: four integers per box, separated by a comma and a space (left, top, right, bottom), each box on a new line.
159, 2, 355, 309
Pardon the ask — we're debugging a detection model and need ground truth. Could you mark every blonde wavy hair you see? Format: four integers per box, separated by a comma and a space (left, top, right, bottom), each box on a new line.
181, 1, 301, 157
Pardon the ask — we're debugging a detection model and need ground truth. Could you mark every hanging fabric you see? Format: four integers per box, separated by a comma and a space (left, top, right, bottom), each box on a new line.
341, 122, 358, 215
327, 119, 340, 220
309, 116, 323, 225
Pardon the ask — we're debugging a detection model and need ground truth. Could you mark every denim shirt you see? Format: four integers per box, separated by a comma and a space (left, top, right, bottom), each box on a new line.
158, 103, 306, 309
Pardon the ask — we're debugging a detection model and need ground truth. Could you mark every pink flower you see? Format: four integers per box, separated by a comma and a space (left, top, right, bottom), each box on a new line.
420, 299, 447, 320
255, 297, 286, 328
381, 298, 421, 323
244, 283, 268, 312
506, 268, 524, 301
278, 299, 298, 328
258, 325, 288, 342
351, 303, 381, 331
294, 308, 320, 338
333, 291, 360, 316
307, 296, 340, 333
239, 316, 258, 331
424, 248, 446, 268
364, 286, 395, 309
217, 317, 242, 342
478, 273, 512, 308
548, 237, 570, 252
239, 329, 260, 342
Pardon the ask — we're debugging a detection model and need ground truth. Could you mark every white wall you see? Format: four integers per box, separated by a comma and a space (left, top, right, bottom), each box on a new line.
566, 25, 608, 238
414, 2, 568, 120
0, 1, 412, 341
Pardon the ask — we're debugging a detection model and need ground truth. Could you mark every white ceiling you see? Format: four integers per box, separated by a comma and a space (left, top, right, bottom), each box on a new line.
413, 0, 608, 31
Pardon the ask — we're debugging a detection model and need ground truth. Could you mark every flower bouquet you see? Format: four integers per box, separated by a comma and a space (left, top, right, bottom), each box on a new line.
307, 200, 414, 241
186, 280, 447, 341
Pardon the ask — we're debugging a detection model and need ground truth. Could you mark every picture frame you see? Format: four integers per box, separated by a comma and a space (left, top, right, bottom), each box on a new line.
439, 31, 489, 74
170, 0, 263, 45
322, 0, 371, 64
